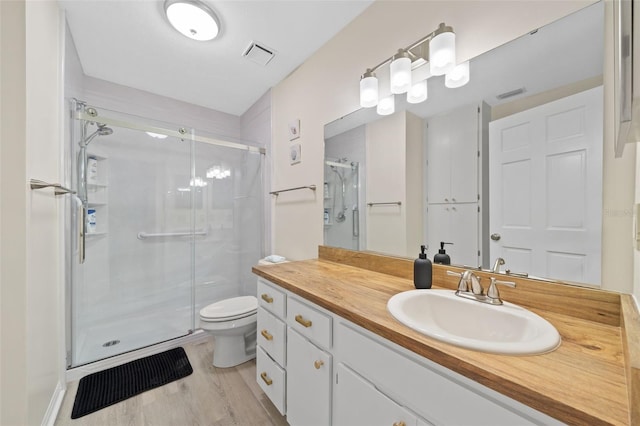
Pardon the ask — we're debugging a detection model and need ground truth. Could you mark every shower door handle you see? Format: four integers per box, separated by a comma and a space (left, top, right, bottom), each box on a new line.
74, 195, 85, 264
352, 208, 359, 238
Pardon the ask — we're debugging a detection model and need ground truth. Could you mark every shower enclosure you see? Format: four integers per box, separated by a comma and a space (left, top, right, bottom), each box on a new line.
323, 157, 360, 250
66, 100, 264, 367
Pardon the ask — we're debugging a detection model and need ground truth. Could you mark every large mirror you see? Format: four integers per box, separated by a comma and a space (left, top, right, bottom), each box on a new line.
324, 1, 604, 286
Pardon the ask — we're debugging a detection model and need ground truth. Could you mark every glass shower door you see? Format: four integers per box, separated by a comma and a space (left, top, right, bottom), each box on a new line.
70, 122, 194, 366
323, 158, 360, 250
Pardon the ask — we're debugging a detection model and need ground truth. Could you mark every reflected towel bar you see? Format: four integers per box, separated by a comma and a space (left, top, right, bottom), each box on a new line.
367, 201, 402, 206
30, 179, 76, 196
270, 185, 316, 196
137, 229, 208, 240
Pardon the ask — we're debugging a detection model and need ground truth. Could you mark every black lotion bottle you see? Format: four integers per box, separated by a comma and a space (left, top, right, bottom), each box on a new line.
414, 245, 432, 289
433, 241, 453, 265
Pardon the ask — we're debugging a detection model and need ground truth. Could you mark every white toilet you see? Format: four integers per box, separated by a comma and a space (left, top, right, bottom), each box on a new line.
199, 295, 258, 368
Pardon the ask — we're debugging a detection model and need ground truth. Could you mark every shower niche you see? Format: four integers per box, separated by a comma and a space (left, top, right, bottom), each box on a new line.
85, 153, 109, 236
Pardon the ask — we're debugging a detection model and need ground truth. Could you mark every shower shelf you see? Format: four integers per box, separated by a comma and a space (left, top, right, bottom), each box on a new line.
86, 232, 107, 237
87, 183, 108, 189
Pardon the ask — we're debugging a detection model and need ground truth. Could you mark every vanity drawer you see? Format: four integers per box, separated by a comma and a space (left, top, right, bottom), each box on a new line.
287, 296, 332, 349
256, 346, 286, 415
257, 279, 286, 318
257, 307, 286, 366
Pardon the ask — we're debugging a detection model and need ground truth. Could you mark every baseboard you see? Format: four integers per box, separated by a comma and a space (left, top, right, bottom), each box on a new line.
65, 330, 210, 382
42, 382, 66, 426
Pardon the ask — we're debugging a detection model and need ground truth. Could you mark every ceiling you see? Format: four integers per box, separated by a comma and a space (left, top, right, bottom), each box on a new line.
60, 0, 374, 116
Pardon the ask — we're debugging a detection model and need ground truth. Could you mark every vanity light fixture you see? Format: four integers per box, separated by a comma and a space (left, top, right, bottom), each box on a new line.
358, 22, 469, 115
164, 0, 220, 41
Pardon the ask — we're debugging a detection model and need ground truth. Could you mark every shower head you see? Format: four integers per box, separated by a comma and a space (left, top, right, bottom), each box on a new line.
81, 123, 113, 146
97, 124, 113, 136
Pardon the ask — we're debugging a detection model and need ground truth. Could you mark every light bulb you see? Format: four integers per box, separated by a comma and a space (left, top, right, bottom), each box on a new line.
377, 95, 395, 116
445, 61, 470, 88
429, 24, 456, 76
407, 80, 428, 104
390, 54, 412, 94
360, 73, 378, 108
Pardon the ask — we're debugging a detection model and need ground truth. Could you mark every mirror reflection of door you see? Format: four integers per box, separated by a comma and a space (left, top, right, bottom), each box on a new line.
489, 86, 603, 284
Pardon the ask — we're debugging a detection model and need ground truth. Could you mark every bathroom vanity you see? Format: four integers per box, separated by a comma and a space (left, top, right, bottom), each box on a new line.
253, 247, 638, 425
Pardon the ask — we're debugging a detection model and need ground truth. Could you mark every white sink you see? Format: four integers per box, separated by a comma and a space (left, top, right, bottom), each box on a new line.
387, 289, 561, 355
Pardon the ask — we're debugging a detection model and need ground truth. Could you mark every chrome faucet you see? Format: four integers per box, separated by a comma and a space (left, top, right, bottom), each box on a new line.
492, 257, 505, 273
447, 270, 516, 305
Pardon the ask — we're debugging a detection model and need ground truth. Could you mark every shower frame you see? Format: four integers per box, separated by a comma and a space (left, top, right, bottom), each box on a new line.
65, 99, 266, 368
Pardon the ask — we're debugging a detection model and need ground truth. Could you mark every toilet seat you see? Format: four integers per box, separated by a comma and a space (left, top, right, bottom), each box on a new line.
200, 295, 257, 322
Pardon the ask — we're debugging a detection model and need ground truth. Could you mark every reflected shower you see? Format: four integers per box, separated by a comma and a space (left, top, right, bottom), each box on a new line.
78, 122, 113, 207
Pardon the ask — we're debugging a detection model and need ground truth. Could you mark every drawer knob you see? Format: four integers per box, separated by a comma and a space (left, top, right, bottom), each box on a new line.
314, 360, 324, 369
260, 371, 273, 386
261, 293, 274, 303
261, 329, 273, 341
295, 314, 312, 328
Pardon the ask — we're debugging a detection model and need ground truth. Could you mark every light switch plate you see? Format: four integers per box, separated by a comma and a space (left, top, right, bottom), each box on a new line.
290, 143, 301, 165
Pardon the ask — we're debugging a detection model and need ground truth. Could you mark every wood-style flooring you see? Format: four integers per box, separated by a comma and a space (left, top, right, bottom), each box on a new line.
55, 339, 288, 426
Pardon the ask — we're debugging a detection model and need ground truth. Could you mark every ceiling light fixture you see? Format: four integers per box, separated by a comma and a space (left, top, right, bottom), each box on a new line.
358, 22, 469, 116
164, 0, 220, 41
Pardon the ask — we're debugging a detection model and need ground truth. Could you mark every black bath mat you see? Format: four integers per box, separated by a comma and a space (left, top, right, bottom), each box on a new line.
71, 347, 193, 419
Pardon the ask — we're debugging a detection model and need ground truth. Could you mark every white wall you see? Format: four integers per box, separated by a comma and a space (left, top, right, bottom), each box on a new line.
1, 0, 64, 424
271, 0, 636, 294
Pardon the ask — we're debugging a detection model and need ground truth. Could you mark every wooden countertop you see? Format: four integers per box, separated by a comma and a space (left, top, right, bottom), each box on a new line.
253, 256, 633, 425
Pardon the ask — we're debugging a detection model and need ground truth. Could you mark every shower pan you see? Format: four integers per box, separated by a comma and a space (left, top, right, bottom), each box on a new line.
66, 100, 264, 367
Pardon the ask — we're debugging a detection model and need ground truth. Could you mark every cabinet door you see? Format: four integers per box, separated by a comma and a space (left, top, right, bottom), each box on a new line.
449, 105, 479, 203
334, 363, 421, 426
449, 203, 479, 267
427, 203, 479, 267
426, 104, 479, 204
287, 328, 332, 426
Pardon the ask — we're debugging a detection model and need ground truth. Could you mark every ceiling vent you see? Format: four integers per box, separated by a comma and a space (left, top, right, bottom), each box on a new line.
242, 41, 275, 66
496, 87, 526, 100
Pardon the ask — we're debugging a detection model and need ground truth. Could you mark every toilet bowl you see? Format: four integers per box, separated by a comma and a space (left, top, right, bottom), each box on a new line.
200, 295, 258, 368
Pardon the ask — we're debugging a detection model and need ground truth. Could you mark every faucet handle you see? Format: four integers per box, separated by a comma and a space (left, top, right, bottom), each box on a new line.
447, 270, 467, 292
487, 277, 516, 303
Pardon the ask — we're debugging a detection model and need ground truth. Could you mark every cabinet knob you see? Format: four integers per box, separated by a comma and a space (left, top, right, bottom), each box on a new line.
261, 293, 274, 303
452, 197, 457, 202
444, 198, 449, 202
260, 329, 273, 341
295, 314, 313, 328
314, 360, 324, 369
491, 233, 501, 241
260, 372, 273, 386
393, 422, 406, 426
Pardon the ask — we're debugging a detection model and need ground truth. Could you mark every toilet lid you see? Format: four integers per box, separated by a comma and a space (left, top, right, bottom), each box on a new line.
200, 296, 258, 320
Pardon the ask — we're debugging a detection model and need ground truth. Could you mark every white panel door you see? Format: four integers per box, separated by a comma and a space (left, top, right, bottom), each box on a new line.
489, 86, 602, 284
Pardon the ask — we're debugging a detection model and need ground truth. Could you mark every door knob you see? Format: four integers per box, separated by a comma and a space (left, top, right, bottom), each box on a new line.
491, 233, 501, 241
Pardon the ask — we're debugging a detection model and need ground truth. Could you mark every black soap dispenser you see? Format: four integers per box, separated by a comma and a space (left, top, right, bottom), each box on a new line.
434, 242, 453, 265
414, 245, 432, 289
